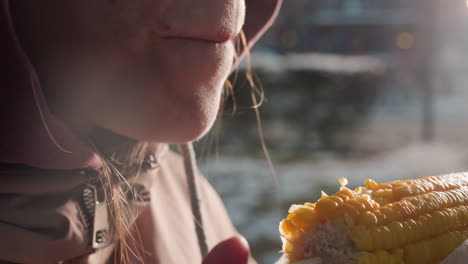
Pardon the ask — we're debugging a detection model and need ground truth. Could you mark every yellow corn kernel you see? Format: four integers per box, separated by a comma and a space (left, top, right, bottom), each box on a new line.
358, 211, 379, 226
287, 206, 319, 230
315, 196, 342, 217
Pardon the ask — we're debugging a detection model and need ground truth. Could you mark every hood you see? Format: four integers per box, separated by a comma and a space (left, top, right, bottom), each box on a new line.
0, 0, 282, 170
0, 0, 102, 170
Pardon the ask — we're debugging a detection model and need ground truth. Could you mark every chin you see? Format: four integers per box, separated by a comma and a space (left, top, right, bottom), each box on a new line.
97, 107, 220, 144
160, 94, 221, 143
94, 78, 224, 144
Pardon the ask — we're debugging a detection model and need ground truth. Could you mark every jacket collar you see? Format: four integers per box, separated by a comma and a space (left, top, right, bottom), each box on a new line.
0, 144, 166, 263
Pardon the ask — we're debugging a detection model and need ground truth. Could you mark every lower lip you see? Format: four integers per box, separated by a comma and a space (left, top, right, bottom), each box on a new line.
162, 36, 231, 44
159, 36, 234, 66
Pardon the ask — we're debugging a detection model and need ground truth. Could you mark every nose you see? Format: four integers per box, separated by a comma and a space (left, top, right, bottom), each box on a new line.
159, 0, 246, 42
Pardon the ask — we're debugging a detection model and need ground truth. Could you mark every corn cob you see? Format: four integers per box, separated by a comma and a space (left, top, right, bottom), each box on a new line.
279, 173, 468, 264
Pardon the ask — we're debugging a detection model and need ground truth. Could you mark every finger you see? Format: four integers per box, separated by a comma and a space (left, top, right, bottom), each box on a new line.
202, 236, 250, 264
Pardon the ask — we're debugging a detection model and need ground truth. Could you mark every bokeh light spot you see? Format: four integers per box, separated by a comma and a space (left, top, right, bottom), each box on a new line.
396, 32, 415, 50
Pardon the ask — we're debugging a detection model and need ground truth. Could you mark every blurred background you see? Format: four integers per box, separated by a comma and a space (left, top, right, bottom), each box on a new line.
196, 0, 468, 263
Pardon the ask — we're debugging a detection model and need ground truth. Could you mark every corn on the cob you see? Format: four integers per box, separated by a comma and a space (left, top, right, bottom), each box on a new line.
279, 173, 468, 264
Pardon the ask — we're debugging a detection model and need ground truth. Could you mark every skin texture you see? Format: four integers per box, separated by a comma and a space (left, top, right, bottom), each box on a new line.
10, 0, 245, 142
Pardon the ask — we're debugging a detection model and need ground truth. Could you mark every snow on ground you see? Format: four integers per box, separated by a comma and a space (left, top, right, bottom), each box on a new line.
199, 142, 468, 263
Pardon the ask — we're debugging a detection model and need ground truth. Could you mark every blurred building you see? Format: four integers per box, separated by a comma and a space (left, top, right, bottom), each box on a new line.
256, 0, 468, 103
261, 0, 420, 54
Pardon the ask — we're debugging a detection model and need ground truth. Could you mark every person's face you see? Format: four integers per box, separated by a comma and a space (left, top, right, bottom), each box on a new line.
11, 0, 246, 142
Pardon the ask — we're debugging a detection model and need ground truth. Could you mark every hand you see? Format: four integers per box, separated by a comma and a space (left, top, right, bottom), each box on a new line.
202, 237, 250, 264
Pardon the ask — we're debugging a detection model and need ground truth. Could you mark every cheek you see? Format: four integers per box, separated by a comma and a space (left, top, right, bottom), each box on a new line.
157, 39, 234, 110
